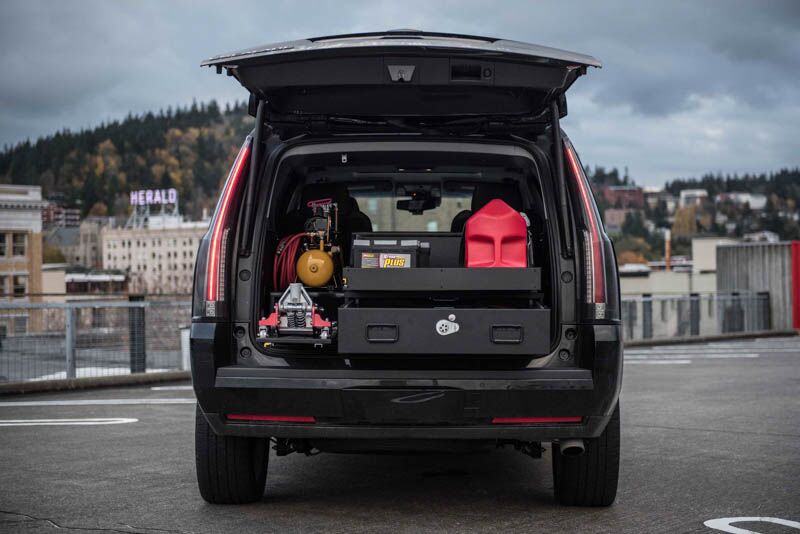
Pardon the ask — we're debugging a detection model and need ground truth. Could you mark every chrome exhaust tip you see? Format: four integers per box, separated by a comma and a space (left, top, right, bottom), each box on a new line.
559, 439, 586, 456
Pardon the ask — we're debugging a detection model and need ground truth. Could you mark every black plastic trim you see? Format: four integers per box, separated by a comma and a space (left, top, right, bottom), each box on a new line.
343, 267, 541, 292
203, 413, 610, 440
215, 366, 593, 390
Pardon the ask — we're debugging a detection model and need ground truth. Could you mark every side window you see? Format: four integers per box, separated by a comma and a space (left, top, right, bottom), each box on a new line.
13, 316, 27, 334
0, 234, 6, 257
12, 233, 26, 256
13, 275, 27, 297
0, 275, 7, 297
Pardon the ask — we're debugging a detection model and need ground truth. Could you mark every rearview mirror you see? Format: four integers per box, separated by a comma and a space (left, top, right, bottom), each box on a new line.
397, 195, 439, 215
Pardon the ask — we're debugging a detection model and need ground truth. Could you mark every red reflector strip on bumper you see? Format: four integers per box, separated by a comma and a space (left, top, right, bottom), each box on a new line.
227, 414, 316, 423
491, 416, 582, 424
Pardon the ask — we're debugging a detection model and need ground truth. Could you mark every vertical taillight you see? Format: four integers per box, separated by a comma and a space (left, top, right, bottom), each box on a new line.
204, 138, 251, 316
564, 140, 607, 319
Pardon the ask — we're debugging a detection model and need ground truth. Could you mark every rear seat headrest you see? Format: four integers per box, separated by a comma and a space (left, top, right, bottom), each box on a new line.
300, 183, 353, 215
471, 183, 522, 212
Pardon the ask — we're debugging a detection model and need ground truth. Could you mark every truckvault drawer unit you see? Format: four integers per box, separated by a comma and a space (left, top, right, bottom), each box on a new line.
339, 266, 546, 355
338, 306, 550, 355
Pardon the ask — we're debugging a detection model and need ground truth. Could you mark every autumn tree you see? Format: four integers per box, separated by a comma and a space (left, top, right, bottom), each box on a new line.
671, 207, 697, 237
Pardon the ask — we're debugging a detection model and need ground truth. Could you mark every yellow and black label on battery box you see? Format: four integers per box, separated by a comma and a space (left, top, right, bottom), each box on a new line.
360, 252, 411, 268
380, 253, 410, 268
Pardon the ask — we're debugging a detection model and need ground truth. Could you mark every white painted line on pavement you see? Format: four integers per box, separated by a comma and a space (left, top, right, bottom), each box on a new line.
0, 418, 138, 427
625, 353, 759, 360
150, 385, 193, 391
704, 516, 800, 533
0, 398, 195, 407
626, 348, 791, 354
699, 354, 760, 359
625, 359, 692, 365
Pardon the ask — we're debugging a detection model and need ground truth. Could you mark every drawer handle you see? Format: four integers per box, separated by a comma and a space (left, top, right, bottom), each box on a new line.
366, 324, 398, 343
491, 325, 523, 344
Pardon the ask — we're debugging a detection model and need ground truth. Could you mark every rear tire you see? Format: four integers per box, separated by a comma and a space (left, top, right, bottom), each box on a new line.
195, 405, 269, 504
552, 403, 620, 506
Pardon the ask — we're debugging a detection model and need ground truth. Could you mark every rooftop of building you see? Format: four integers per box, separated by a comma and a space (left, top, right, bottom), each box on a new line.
0, 184, 48, 207
605, 185, 643, 191
44, 226, 79, 247
43, 263, 128, 282
101, 214, 210, 233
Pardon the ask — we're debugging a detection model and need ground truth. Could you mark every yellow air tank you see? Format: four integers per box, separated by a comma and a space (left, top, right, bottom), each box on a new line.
296, 247, 334, 287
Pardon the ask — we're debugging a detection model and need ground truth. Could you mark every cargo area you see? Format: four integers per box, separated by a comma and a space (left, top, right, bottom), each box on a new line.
250, 145, 557, 366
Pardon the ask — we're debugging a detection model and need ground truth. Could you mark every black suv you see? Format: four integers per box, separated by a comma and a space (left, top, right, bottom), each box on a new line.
192, 30, 621, 506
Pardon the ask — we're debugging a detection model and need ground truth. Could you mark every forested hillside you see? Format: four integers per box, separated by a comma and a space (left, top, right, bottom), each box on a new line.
665, 170, 800, 202
0, 101, 252, 219
2, 99, 797, 235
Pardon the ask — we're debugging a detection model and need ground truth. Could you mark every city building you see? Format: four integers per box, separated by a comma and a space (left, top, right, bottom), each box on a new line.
643, 187, 677, 214
0, 185, 47, 335
77, 217, 114, 269
715, 192, 768, 211
43, 216, 116, 269
717, 241, 800, 331
41, 263, 67, 303
42, 202, 81, 228
598, 185, 644, 209
66, 270, 127, 295
0, 185, 47, 302
691, 237, 740, 274
743, 230, 780, 243
41, 263, 128, 302
618, 237, 741, 296
603, 208, 637, 234
44, 226, 80, 264
679, 189, 709, 208
100, 214, 208, 294
647, 256, 692, 272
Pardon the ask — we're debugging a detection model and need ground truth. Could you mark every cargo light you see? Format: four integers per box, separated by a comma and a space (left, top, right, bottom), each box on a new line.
491, 416, 582, 424
206, 140, 251, 304
564, 142, 606, 312
227, 414, 316, 423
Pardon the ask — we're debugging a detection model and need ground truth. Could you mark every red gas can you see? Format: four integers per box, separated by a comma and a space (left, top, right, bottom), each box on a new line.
464, 199, 528, 268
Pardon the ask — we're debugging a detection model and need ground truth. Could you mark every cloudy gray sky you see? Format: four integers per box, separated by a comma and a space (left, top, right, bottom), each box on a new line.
1, 0, 798, 185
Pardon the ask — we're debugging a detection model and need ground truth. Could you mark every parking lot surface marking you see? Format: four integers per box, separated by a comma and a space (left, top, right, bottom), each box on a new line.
0, 335, 797, 533
0, 398, 195, 407
624, 359, 692, 365
704, 516, 800, 533
0, 417, 138, 427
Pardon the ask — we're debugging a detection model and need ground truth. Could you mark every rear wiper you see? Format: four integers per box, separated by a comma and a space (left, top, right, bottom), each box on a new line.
328, 116, 389, 126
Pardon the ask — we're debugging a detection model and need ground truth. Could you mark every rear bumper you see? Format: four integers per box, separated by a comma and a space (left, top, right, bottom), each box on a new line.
192, 323, 622, 441
203, 415, 612, 441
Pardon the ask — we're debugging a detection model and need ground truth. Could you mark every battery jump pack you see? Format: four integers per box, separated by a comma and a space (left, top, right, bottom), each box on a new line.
351, 238, 431, 268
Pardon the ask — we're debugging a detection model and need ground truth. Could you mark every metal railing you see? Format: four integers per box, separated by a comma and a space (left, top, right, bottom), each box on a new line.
620, 292, 771, 342
0, 299, 191, 384
0, 291, 775, 385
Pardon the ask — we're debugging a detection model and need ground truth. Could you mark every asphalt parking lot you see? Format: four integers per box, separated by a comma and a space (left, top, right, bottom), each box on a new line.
0, 336, 798, 533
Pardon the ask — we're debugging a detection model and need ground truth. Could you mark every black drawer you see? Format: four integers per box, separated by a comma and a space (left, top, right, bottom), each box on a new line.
338, 307, 550, 355
343, 267, 541, 292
